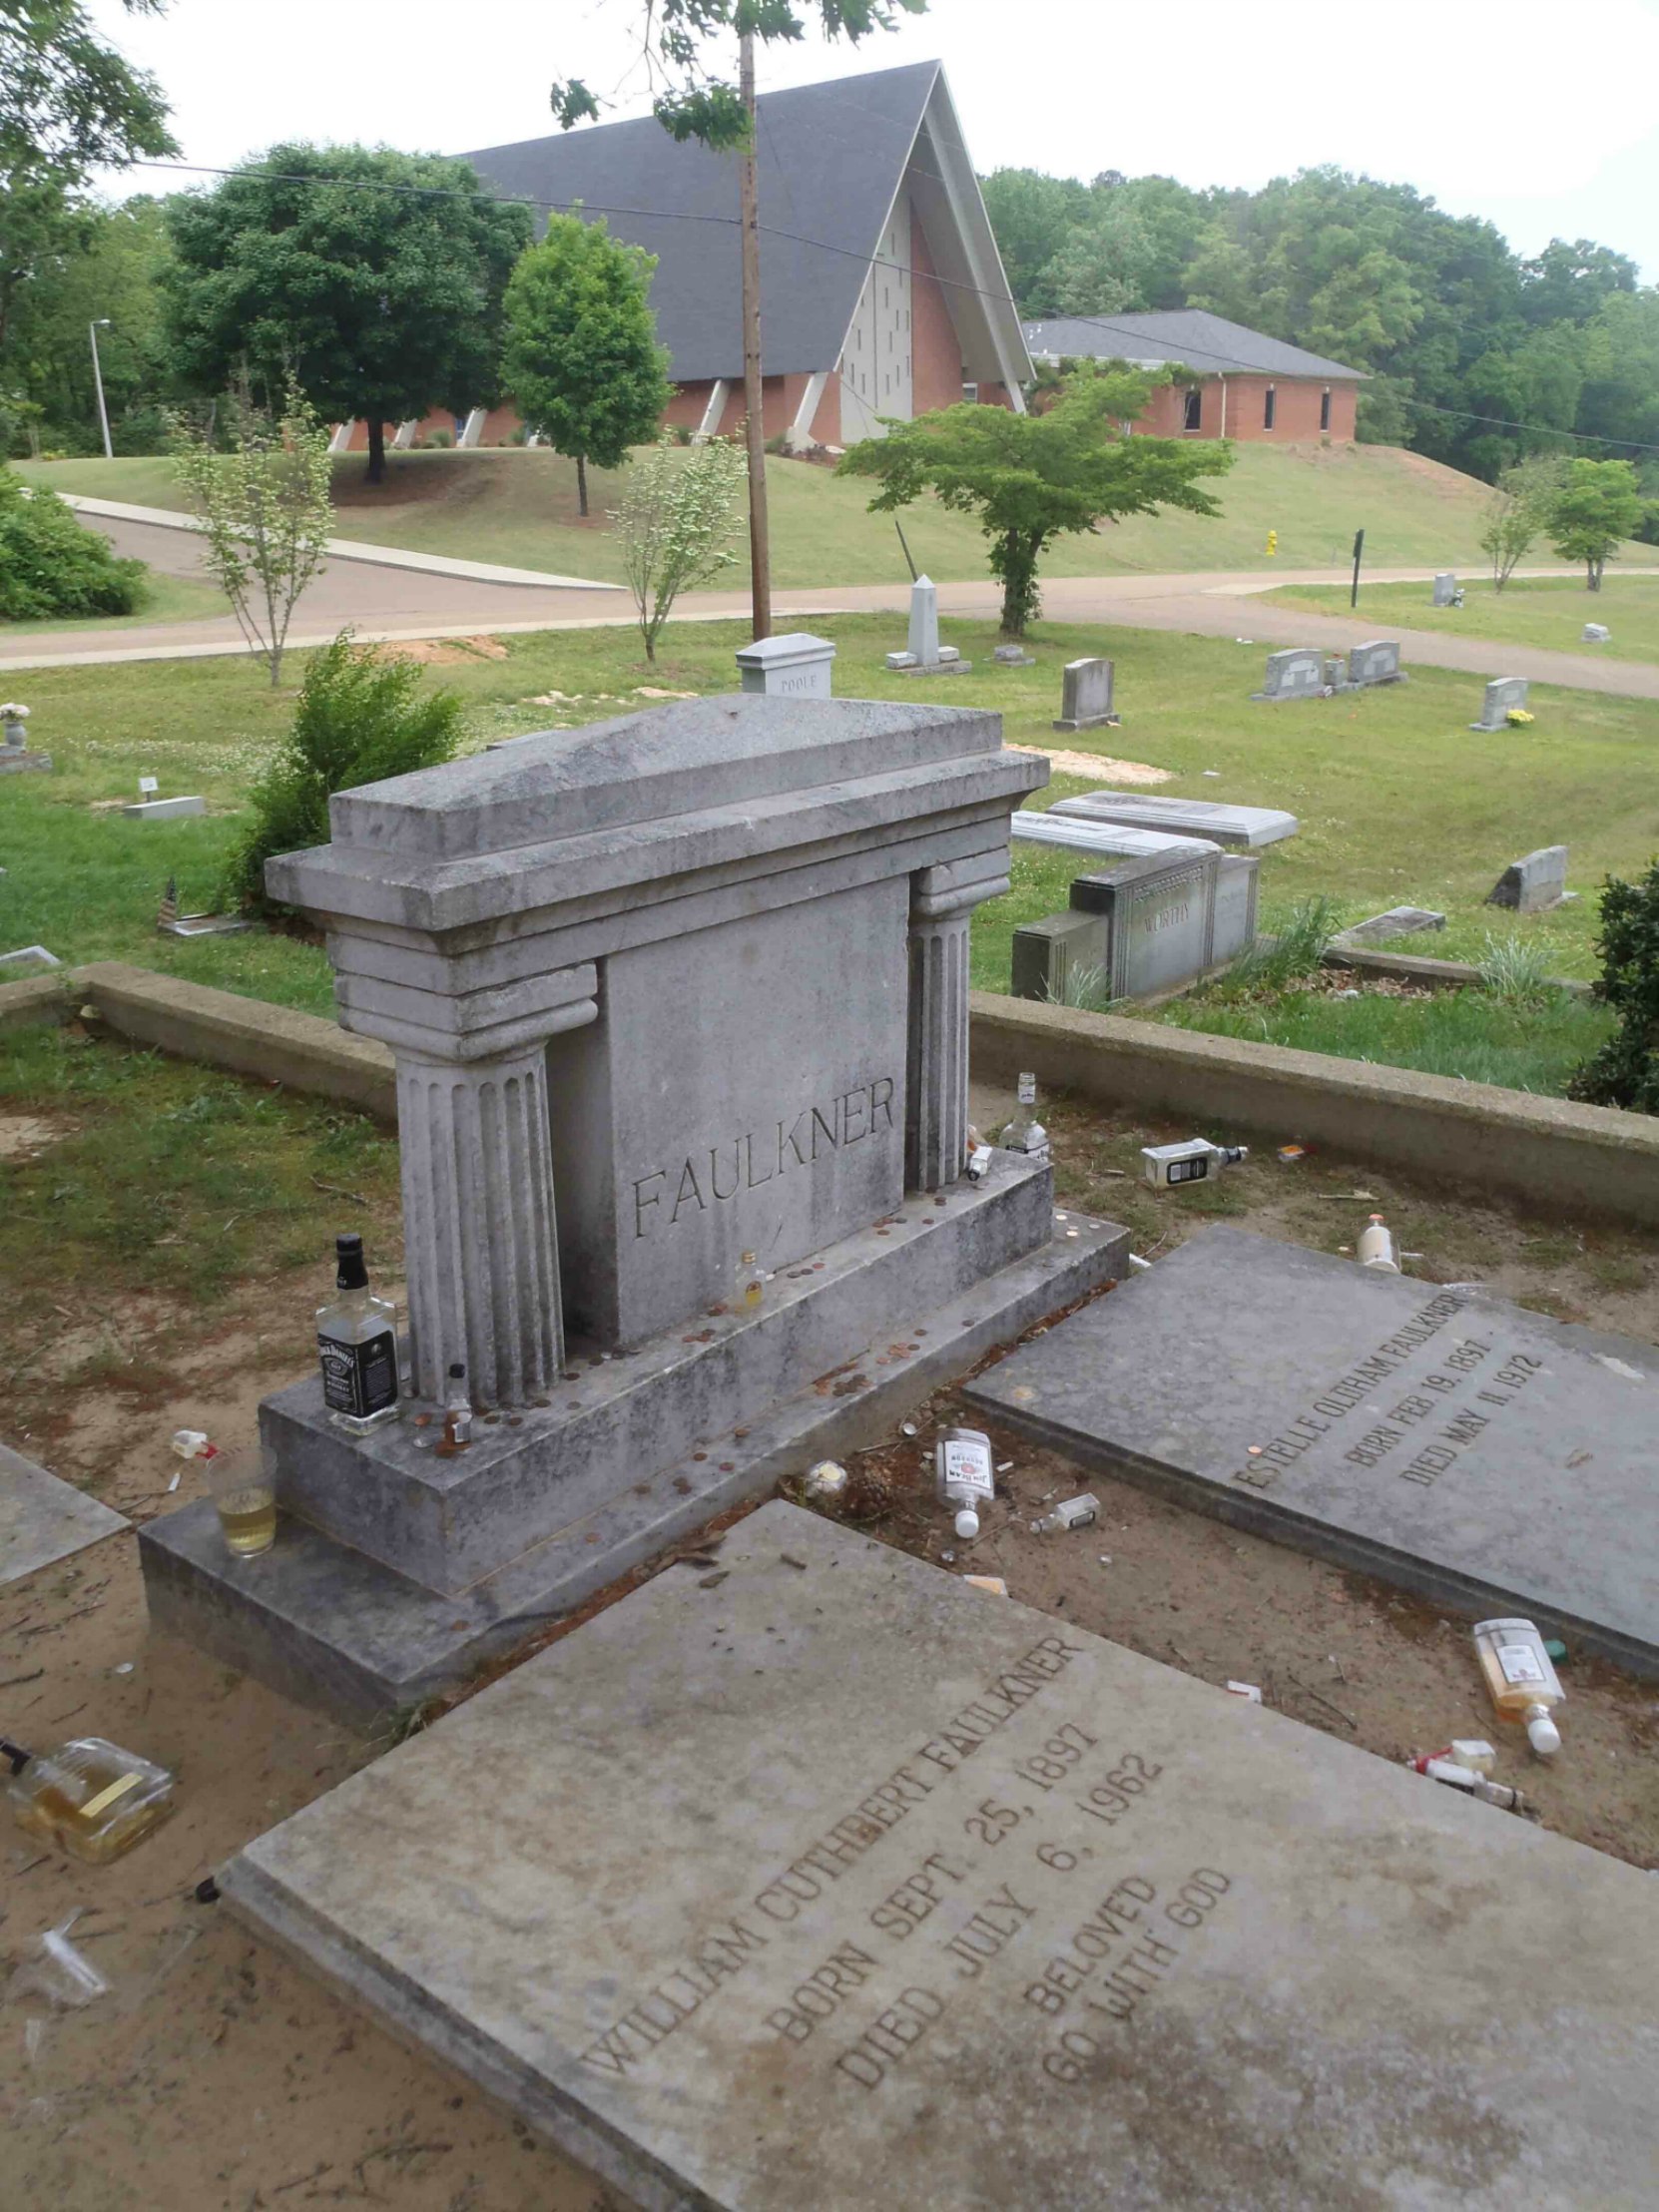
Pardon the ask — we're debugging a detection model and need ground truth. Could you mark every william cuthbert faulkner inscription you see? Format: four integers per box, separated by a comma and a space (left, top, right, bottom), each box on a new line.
631, 1076, 897, 1239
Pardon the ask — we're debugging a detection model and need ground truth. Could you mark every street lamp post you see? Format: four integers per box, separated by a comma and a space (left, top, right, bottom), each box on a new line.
89, 319, 113, 461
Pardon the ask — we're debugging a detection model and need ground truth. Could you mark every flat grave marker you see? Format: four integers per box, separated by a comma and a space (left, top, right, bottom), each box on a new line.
1010, 815, 1220, 862
1, 1442, 128, 1589
970, 1224, 1659, 1675
1051, 791, 1298, 849
1334, 905, 1446, 946
223, 1498, 1659, 2212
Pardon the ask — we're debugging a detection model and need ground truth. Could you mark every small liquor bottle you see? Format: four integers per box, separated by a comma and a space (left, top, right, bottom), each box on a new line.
997, 1073, 1050, 1164
3, 1736, 175, 1865
316, 1233, 401, 1434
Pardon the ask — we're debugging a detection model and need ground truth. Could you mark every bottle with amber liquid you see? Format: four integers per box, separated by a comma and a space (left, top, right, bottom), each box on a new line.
316, 1232, 401, 1434
3, 1736, 175, 1865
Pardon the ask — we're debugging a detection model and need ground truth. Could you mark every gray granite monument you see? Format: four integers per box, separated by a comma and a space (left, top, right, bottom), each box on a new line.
1251, 648, 1325, 702
1012, 840, 1239, 1005
1431, 571, 1458, 607
992, 644, 1034, 668
1346, 639, 1404, 688
1485, 844, 1569, 914
1471, 676, 1529, 732
221, 1500, 1659, 2212
1051, 791, 1298, 849
970, 1225, 1659, 1674
138, 697, 1126, 1720
735, 634, 835, 699
885, 576, 969, 677
1052, 658, 1114, 732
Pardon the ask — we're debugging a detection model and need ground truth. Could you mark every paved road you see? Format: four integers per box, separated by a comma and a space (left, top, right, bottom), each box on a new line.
6, 511, 1658, 702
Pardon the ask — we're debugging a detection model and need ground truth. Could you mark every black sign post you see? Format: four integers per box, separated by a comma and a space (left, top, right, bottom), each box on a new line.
1351, 528, 1366, 609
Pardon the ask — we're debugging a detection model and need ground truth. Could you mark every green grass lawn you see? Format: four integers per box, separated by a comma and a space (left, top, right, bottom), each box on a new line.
1154, 983, 1613, 1097
0, 567, 225, 637
16, 438, 1524, 590
1265, 573, 1659, 664
3, 613, 1656, 1061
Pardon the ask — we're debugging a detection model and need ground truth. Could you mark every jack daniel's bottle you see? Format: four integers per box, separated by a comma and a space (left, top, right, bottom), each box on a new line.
316, 1233, 401, 1433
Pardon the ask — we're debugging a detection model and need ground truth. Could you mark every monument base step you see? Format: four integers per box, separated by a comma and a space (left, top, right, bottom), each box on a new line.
140, 1214, 1126, 1725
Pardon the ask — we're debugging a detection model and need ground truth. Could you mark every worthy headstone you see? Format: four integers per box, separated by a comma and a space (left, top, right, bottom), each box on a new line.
1334, 905, 1446, 946
735, 633, 836, 700
1251, 647, 1325, 702
141, 697, 1124, 1720
221, 1499, 1659, 2212
1485, 844, 1568, 914
1346, 639, 1404, 688
992, 644, 1034, 668
1051, 791, 1298, 850
1053, 658, 1115, 732
885, 575, 968, 676
1011, 815, 1222, 862
1, 1442, 127, 1590
1431, 571, 1457, 607
1470, 676, 1529, 732
1582, 623, 1610, 643
970, 1224, 1659, 1672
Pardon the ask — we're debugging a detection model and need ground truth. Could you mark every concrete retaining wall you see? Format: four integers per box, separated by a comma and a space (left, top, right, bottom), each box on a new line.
969, 990, 1659, 1228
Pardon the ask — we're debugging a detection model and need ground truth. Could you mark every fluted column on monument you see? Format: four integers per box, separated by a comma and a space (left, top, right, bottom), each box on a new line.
905, 854, 1010, 1193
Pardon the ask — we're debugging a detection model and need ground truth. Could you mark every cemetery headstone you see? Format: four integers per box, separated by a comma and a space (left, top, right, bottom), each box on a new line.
123, 794, 207, 820
1, 1441, 128, 1590
734, 634, 836, 700
0, 703, 50, 775
1014, 845, 1224, 1004
0, 944, 61, 973
970, 1224, 1659, 1673
1251, 648, 1325, 702
1582, 623, 1610, 643
1010, 815, 1223, 861
139, 697, 1126, 1721
1485, 844, 1568, 913
1334, 906, 1446, 946
992, 644, 1034, 668
1051, 792, 1299, 850
1346, 639, 1405, 688
1052, 658, 1115, 732
1470, 676, 1529, 732
1431, 571, 1457, 607
1211, 851, 1260, 965
220, 1498, 1659, 2212
885, 575, 969, 676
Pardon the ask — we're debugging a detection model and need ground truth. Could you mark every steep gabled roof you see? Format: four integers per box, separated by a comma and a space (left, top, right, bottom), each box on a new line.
1022, 308, 1366, 381
468, 60, 1004, 383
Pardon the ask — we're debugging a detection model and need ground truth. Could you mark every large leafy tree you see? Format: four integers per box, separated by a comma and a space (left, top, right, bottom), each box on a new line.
838, 368, 1231, 637
502, 214, 670, 515
1545, 456, 1643, 590
160, 144, 534, 484
4, 195, 170, 447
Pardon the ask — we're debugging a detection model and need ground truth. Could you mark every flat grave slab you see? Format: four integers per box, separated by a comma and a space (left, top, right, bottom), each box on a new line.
1051, 792, 1297, 848
224, 1499, 1659, 2212
1, 1442, 128, 1589
1010, 814, 1219, 862
969, 1225, 1659, 1675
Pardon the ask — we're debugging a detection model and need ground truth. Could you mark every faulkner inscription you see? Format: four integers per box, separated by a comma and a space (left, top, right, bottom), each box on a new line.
630, 1076, 897, 1240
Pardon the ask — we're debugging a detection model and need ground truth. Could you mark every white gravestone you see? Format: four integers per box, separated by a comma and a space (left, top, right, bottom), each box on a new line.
1251, 648, 1325, 702
1011, 815, 1222, 862
1583, 623, 1610, 643
885, 576, 968, 676
1053, 658, 1114, 732
735, 634, 836, 700
1051, 792, 1298, 850
1470, 676, 1529, 732
1431, 571, 1457, 607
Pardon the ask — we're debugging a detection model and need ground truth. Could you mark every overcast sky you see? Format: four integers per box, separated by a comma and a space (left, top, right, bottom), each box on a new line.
91, 0, 1659, 281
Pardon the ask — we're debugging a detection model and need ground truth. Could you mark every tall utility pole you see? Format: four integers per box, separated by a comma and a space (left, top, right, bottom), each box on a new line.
738, 30, 771, 641
90, 318, 113, 460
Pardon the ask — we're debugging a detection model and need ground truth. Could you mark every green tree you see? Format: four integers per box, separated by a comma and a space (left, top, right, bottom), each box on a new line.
502, 214, 671, 516
161, 144, 533, 485
3, 195, 171, 451
1569, 859, 1659, 1113
1478, 452, 1567, 591
1546, 456, 1643, 590
170, 375, 333, 686
613, 434, 746, 658
838, 368, 1231, 637
979, 169, 1087, 311
1041, 198, 1156, 319
1519, 239, 1638, 327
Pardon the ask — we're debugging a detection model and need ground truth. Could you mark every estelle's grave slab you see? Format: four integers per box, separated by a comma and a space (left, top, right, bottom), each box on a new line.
969, 1224, 1659, 1675
1, 1442, 128, 1590
139, 697, 1125, 1720
222, 1499, 1659, 2212
1051, 791, 1298, 849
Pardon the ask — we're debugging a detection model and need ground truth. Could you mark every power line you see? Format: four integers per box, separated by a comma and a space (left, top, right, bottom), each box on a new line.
126, 157, 1659, 459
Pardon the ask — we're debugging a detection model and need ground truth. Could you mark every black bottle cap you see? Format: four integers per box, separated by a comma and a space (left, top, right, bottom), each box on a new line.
335, 1232, 368, 1290
1, 1739, 33, 1776
448, 1362, 465, 1381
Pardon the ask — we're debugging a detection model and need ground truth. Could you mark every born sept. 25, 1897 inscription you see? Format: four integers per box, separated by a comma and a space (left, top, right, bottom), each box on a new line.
224, 1502, 1659, 2211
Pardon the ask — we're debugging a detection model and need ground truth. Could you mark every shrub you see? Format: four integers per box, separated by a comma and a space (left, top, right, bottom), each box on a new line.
1568, 860, 1659, 1112
671, 421, 694, 446
1476, 932, 1557, 1004
1217, 894, 1344, 995
426, 428, 454, 448
223, 632, 463, 912
0, 467, 147, 619
611, 434, 746, 661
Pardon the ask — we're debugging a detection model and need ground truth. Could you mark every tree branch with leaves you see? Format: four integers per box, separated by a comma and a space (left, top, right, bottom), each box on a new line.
613, 433, 746, 658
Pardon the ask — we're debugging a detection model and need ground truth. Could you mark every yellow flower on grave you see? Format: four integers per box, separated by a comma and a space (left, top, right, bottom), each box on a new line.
1505, 708, 1534, 726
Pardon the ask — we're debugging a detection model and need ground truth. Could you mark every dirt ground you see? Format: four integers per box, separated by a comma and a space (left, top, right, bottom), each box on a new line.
4, 1086, 1659, 2208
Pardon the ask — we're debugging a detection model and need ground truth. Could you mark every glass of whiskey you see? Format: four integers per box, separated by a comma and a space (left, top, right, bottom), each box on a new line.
207, 1443, 277, 1557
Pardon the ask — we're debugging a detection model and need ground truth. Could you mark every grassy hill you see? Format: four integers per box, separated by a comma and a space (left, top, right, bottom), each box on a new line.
17, 438, 1512, 588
